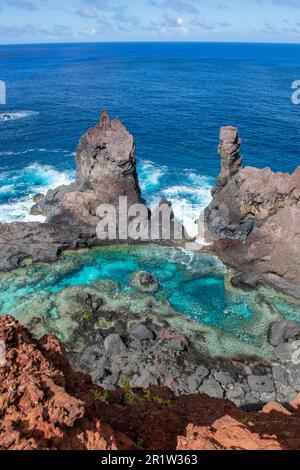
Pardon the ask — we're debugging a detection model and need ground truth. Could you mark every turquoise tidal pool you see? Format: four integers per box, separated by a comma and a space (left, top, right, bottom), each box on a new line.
0, 244, 299, 358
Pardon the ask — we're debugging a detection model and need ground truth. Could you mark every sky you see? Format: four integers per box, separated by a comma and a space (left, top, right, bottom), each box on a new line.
1, 0, 300, 44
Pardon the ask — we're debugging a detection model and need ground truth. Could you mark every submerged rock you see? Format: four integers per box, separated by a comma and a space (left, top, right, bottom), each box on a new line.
204, 126, 300, 298
131, 271, 160, 293
0, 112, 186, 271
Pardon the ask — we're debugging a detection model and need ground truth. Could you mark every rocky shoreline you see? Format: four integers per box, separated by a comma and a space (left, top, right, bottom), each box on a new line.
3, 262, 297, 410
57, 282, 300, 410
0, 112, 299, 417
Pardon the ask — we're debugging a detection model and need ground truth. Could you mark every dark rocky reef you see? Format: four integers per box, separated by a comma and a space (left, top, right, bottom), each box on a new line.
63, 288, 300, 408
205, 126, 300, 298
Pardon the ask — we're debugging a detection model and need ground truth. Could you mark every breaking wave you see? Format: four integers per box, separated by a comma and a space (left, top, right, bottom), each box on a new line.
139, 160, 213, 238
0, 163, 74, 223
0, 111, 39, 122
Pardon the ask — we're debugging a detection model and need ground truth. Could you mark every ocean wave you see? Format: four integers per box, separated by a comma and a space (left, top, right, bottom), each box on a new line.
0, 111, 39, 122
138, 160, 167, 192
139, 159, 213, 238
0, 156, 212, 240
166, 247, 227, 274
0, 148, 73, 157
0, 163, 75, 223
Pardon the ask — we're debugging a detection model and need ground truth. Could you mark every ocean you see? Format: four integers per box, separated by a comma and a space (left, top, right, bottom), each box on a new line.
0, 42, 299, 232
1, 42, 300, 354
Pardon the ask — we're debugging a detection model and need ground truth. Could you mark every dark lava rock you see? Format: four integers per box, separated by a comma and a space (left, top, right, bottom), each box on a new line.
167, 339, 187, 352
204, 126, 300, 298
226, 384, 246, 403
268, 320, 300, 347
187, 366, 210, 393
104, 334, 127, 355
200, 376, 224, 399
130, 324, 154, 342
247, 375, 275, 394
231, 272, 261, 291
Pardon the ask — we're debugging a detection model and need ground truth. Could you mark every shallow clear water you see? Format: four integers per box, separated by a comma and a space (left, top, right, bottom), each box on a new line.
0, 245, 299, 347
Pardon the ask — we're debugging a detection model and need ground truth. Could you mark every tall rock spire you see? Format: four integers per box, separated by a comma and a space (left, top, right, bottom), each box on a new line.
204, 126, 300, 298
75, 110, 142, 206
212, 126, 243, 196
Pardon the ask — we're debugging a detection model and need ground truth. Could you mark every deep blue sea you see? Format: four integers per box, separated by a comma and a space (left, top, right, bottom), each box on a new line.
0, 42, 299, 229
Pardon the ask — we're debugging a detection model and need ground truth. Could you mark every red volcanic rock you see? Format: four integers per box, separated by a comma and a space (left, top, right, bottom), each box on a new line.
0, 316, 135, 450
261, 402, 291, 417
1, 316, 300, 451
177, 416, 281, 451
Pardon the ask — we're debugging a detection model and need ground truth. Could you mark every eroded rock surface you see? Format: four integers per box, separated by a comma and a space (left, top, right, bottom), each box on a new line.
1, 316, 300, 451
0, 112, 186, 271
33, 111, 143, 218
0, 112, 145, 271
204, 126, 300, 297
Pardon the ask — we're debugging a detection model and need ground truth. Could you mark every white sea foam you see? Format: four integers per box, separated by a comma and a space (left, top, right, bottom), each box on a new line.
140, 160, 213, 240
1, 155, 212, 243
0, 111, 39, 122
139, 160, 167, 192
0, 148, 72, 157
0, 163, 75, 223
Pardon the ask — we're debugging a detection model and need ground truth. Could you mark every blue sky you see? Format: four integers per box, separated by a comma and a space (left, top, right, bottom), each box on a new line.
1, 0, 300, 44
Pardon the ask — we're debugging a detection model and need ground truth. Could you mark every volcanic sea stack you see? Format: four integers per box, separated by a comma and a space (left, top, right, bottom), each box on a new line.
0, 112, 144, 270
205, 126, 300, 298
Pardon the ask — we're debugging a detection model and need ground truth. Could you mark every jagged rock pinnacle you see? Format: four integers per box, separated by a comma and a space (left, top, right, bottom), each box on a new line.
218, 126, 243, 179
204, 126, 300, 297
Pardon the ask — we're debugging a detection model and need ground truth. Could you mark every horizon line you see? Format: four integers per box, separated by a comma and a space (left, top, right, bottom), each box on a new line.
1, 39, 300, 47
